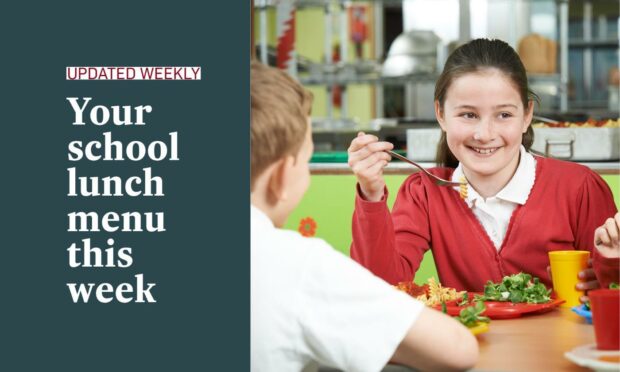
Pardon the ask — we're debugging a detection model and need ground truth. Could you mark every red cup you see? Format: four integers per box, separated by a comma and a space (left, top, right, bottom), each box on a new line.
589, 289, 620, 350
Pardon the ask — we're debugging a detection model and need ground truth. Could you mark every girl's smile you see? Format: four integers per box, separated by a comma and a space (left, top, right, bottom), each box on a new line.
468, 146, 501, 156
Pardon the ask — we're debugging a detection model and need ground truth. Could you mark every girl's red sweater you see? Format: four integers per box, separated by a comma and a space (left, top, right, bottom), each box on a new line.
351, 157, 619, 291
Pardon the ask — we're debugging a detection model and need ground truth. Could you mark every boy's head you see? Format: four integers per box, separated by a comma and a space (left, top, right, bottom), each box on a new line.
250, 61, 314, 227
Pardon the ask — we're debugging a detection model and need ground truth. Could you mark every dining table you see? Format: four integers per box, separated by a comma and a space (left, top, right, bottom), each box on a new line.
472, 306, 595, 371
398, 305, 602, 372
318, 306, 603, 372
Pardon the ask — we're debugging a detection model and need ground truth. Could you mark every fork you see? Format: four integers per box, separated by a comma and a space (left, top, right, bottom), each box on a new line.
386, 150, 464, 187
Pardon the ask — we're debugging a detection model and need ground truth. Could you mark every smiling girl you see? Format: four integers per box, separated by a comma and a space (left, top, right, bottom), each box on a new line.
347, 39, 618, 293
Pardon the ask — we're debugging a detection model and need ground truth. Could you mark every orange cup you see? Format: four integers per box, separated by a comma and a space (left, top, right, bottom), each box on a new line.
590, 289, 620, 350
548, 250, 590, 307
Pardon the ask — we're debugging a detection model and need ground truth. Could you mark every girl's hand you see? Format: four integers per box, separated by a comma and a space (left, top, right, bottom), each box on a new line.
594, 212, 620, 258
347, 132, 393, 202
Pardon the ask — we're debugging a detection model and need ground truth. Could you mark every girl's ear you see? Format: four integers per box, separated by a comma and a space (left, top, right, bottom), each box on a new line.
435, 100, 447, 131
267, 156, 294, 204
523, 100, 534, 133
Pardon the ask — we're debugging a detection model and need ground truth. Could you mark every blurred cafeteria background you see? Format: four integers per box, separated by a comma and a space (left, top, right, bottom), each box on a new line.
250, 0, 620, 271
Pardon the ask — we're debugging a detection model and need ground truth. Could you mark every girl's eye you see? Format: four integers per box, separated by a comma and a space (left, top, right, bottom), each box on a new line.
499, 112, 513, 119
461, 112, 477, 119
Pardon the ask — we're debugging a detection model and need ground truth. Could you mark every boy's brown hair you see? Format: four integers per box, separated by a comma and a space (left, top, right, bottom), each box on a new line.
251, 61, 313, 190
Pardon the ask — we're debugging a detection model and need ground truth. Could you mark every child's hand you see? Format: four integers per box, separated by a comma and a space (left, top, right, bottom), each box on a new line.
546, 259, 600, 304
594, 212, 620, 258
347, 132, 393, 202
576, 260, 600, 303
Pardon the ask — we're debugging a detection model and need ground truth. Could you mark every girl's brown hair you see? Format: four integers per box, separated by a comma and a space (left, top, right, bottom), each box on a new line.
434, 38, 537, 168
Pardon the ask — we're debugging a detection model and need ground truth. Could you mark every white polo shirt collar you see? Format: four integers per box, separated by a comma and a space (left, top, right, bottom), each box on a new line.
451, 145, 537, 206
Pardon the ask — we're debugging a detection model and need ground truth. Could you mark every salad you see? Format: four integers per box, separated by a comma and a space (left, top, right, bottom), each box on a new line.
441, 300, 490, 335
476, 272, 551, 304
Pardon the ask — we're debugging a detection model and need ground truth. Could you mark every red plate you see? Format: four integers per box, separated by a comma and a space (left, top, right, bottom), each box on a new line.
433, 293, 565, 319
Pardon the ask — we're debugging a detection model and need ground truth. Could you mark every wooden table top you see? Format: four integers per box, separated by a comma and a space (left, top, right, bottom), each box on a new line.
321, 307, 604, 372
474, 307, 594, 372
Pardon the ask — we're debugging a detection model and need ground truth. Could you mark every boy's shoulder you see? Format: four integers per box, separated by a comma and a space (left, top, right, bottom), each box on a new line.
251, 206, 334, 263
253, 224, 341, 282
260, 226, 334, 256
255, 226, 392, 292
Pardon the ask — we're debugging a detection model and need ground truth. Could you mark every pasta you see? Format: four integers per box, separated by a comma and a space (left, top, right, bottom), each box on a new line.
459, 176, 468, 200
395, 277, 465, 306
418, 278, 466, 306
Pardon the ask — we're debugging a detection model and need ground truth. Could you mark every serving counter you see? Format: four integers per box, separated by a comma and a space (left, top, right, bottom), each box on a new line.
309, 161, 620, 175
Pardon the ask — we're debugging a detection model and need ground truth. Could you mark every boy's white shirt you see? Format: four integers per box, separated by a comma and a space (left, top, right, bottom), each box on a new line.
452, 145, 537, 250
251, 205, 424, 372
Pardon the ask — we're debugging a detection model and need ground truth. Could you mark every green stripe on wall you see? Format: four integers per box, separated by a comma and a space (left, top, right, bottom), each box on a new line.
284, 174, 619, 284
